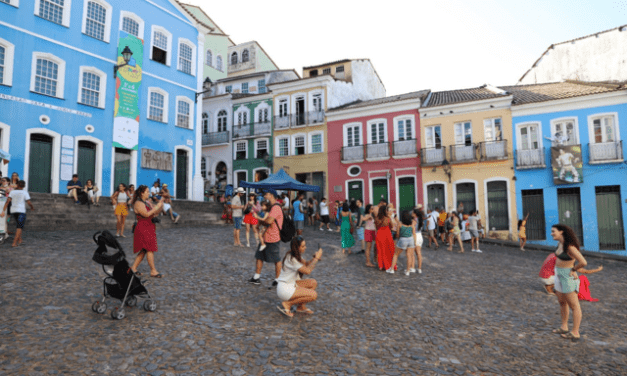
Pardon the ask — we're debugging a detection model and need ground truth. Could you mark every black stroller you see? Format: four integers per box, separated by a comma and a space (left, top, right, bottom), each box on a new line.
91, 230, 157, 320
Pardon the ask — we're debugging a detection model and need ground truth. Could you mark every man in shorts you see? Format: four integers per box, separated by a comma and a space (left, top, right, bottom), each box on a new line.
467, 210, 482, 253
160, 184, 180, 223
437, 208, 448, 244
318, 197, 331, 231
249, 189, 284, 286
292, 192, 305, 235
232, 187, 245, 246
426, 208, 439, 248
66, 174, 82, 204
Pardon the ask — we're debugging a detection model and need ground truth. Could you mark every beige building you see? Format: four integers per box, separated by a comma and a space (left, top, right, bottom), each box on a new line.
420, 86, 518, 240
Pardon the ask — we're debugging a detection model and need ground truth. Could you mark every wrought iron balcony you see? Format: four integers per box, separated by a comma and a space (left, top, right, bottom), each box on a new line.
366, 142, 390, 159
293, 112, 306, 127
253, 121, 271, 136
393, 139, 417, 156
589, 141, 623, 163
342, 145, 364, 162
480, 139, 508, 160
274, 112, 325, 130
449, 144, 477, 163
420, 147, 446, 166
202, 131, 229, 146
232, 124, 251, 139
274, 115, 290, 130
307, 110, 325, 125
515, 148, 545, 169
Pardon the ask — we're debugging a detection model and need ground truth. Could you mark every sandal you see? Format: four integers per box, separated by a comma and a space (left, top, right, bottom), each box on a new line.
133, 271, 142, 276
150, 273, 163, 278
561, 332, 580, 342
296, 308, 314, 314
277, 305, 293, 317
552, 328, 569, 334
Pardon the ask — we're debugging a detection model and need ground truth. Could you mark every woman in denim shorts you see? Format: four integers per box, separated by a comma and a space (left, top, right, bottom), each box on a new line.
388, 211, 416, 276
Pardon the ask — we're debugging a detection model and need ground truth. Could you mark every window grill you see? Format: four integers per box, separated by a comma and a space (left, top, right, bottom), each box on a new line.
179, 43, 192, 74
34, 59, 59, 97
122, 17, 139, 37
80, 72, 101, 107
85, 1, 106, 41
39, 0, 64, 25
149, 92, 164, 122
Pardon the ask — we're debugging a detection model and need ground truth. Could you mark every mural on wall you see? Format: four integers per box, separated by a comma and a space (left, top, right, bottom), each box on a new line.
551, 145, 583, 184
113, 31, 144, 150
141, 149, 173, 171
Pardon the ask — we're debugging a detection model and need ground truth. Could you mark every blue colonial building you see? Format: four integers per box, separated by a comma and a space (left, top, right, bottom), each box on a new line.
0, 0, 209, 199
504, 81, 627, 256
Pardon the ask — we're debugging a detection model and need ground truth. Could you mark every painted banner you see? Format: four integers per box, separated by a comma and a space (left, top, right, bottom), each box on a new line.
551, 145, 583, 184
113, 31, 143, 150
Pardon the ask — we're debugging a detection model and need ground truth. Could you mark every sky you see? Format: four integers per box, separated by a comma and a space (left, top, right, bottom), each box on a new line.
184, 0, 627, 96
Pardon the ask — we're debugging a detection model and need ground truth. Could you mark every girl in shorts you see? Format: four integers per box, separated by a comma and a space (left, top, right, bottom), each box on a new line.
388, 211, 416, 276
363, 204, 377, 267
253, 200, 273, 251
519, 212, 530, 251
1, 180, 35, 247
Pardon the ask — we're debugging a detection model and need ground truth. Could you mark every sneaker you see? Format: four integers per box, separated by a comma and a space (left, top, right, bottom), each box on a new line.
247, 242, 250, 247
75, 201, 80, 204
475, 249, 483, 253
328, 228, 333, 232
259, 244, 266, 251
319, 228, 323, 231
404, 270, 410, 276
418, 269, 422, 274
386, 268, 394, 274
271, 280, 278, 288
174, 215, 181, 224
248, 277, 261, 285
409, 268, 416, 273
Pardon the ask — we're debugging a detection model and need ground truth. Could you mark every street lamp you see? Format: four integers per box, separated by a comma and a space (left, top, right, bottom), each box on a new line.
442, 159, 452, 183
114, 46, 133, 78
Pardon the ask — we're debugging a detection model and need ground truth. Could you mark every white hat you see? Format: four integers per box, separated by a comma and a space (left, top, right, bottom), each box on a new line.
236, 187, 245, 193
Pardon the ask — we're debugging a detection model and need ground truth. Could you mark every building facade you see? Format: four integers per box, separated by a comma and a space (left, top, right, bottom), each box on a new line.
0, 0, 207, 199
506, 81, 627, 255
326, 91, 429, 213
419, 86, 518, 239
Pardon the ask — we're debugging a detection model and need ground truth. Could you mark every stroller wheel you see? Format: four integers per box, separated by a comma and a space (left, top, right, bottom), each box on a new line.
126, 296, 137, 307
111, 307, 125, 320
143, 300, 157, 312
92, 301, 107, 314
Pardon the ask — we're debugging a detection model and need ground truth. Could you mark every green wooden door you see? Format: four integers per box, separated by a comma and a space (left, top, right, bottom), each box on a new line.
398, 177, 416, 213
595, 186, 625, 250
456, 183, 476, 214
29, 134, 53, 193
372, 179, 388, 204
176, 149, 188, 199
521, 189, 546, 240
113, 148, 131, 189
557, 187, 584, 246
348, 180, 363, 203
77, 141, 96, 183
427, 184, 445, 212
312, 172, 324, 203
487, 181, 509, 230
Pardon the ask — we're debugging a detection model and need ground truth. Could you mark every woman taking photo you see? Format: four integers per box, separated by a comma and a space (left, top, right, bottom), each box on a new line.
363, 204, 377, 267
276, 237, 323, 317
551, 224, 587, 341
340, 202, 355, 254
242, 193, 260, 248
375, 204, 395, 271
130, 185, 164, 278
84, 179, 100, 206
111, 183, 130, 237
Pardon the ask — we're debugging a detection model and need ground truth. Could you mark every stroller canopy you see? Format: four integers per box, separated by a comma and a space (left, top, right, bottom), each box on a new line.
238, 169, 320, 192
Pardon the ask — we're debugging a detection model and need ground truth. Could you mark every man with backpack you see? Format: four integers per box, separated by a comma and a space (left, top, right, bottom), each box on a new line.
249, 188, 286, 287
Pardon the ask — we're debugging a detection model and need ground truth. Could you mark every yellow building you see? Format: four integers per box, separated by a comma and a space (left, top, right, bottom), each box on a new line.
419, 86, 518, 240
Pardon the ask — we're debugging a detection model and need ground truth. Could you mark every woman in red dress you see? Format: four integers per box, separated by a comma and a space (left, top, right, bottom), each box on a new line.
130, 185, 163, 278
374, 204, 395, 271
243, 193, 260, 248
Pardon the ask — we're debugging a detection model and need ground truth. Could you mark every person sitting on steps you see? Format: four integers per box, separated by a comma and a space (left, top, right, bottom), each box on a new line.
66, 174, 83, 204
160, 184, 180, 223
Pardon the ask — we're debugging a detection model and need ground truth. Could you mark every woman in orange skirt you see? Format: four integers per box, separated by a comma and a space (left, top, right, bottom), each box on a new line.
243, 193, 260, 248
375, 204, 395, 271
111, 183, 130, 237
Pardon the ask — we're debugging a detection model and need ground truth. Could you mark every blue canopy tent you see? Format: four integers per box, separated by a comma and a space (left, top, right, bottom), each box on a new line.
238, 169, 320, 192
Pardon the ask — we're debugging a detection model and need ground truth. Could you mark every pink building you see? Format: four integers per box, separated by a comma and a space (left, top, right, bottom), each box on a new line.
326, 91, 430, 213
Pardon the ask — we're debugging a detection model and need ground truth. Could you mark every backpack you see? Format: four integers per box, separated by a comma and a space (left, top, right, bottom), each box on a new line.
272, 203, 295, 243
77, 190, 91, 208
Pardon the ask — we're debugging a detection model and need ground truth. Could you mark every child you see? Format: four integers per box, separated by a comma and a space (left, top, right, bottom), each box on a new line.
252, 200, 272, 251
518, 212, 530, 251
1, 180, 35, 247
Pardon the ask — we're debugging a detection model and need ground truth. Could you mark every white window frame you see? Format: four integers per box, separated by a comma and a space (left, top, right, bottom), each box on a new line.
119, 11, 144, 40
216, 109, 228, 132
234, 141, 248, 160
30, 52, 66, 99
230, 51, 238, 66
234, 106, 249, 126
291, 133, 307, 156
453, 121, 472, 146
276, 96, 289, 117
150, 25, 172, 66
393, 115, 415, 141
147, 87, 168, 123
202, 112, 209, 134
2, 0, 19, 8
550, 117, 580, 146
216, 55, 222, 71
343, 122, 363, 147
175, 96, 194, 129
367, 119, 387, 144
254, 137, 269, 159
588, 112, 620, 144
308, 131, 324, 154
233, 169, 247, 188
77, 66, 107, 108
309, 90, 324, 112
275, 135, 290, 157
255, 102, 271, 123
291, 93, 307, 117
483, 117, 503, 142
177, 38, 196, 76
516, 122, 543, 150
241, 49, 250, 62
200, 156, 206, 178
0, 38, 15, 86
34, 0, 72, 27
425, 125, 442, 148
81, 0, 112, 43
241, 82, 249, 94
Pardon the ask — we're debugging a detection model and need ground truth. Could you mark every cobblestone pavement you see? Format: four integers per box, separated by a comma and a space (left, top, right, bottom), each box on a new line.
1, 224, 627, 376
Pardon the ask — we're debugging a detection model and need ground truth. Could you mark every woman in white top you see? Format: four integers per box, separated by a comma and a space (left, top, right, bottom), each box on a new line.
111, 183, 130, 237
276, 237, 323, 317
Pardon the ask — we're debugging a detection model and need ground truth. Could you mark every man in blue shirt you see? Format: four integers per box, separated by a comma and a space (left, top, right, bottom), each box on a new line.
293, 192, 305, 235
66, 174, 82, 204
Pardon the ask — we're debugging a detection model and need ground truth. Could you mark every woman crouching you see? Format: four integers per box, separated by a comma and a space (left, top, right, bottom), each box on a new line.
276, 237, 323, 317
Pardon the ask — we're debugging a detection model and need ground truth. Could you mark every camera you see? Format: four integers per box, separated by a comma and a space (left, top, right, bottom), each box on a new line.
151, 217, 161, 224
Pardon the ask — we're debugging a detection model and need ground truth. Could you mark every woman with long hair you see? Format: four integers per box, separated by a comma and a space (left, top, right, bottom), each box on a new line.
363, 204, 377, 267
409, 208, 424, 274
242, 193, 260, 248
447, 210, 464, 253
374, 204, 395, 271
388, 211, 416, 275
276, 237, 323, 317
551, 224, 587, 341
10, 172, 19, 189
340, 201, 355, 254
130, 185, 164, 278
111, 183, 130, 237
84, 179, 100, 206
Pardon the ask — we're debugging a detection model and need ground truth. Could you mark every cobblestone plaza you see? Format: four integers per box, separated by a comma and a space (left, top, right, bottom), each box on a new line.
1, 226, 627, 376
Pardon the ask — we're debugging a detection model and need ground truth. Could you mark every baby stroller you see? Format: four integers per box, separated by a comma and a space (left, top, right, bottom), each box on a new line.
91, 230, 157, 320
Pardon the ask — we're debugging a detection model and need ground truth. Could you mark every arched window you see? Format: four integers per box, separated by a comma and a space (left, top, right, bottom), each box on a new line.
216, 55, 223, 71
201, 157, 206, 178
242, 49, 249, 62
206, 49, 212, 66
230, 52, 238, 66
217, 110, 227, 132
202, 112, 209, 134
122, 17, 139, 37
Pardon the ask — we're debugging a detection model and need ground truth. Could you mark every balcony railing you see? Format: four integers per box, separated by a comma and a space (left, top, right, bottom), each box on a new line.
449, 144, 477, 163
480, 139, 508, 160
342, 145, 364, 162
273, 111, 326, 130
420, 147, 446, 166
589, 141, 623, 163
515, 148, 545, 169
202, 131, 229, 146
367, 142, 390, 159
233, 124, 251, 139
393, 139, 417, 156
274, 116, 290, 130
307, 110, 325, 125
253, 121, 272, 136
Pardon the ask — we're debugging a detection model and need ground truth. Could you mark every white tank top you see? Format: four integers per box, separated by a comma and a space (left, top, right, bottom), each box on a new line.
117, 192, 128, 204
